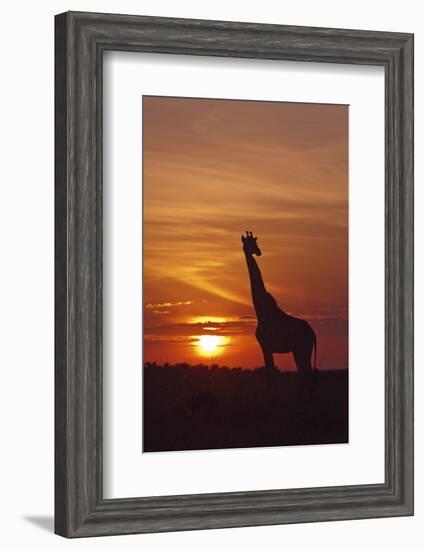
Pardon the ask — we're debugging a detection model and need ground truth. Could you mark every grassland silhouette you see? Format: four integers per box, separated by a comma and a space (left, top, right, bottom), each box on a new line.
143, 363, 348, 452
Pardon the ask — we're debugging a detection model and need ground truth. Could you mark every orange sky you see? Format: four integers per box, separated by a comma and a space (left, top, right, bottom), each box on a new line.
143, 96, 348, 370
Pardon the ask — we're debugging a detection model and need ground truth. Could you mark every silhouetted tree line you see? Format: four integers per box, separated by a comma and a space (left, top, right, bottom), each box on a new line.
144, 361, 279, 374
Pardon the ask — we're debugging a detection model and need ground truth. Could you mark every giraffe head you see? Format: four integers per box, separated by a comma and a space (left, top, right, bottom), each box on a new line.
241, 231, 262, 256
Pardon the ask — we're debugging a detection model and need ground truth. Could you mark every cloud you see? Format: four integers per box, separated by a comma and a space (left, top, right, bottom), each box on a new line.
145, 300, 193, 309
145, 318, 256, 338
144, 316, 347, 340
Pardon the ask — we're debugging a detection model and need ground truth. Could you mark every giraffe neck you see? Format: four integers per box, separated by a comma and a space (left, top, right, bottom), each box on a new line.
244, 252, 267, 315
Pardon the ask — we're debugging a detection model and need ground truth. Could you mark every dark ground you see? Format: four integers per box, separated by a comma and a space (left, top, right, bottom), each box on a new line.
143, 363, 348, 452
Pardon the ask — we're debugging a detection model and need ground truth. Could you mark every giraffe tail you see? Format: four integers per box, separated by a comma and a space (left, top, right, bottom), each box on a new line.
313, 329, 318, 372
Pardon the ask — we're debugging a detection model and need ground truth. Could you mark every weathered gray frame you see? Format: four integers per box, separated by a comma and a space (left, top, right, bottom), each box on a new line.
55, 11, 414, 538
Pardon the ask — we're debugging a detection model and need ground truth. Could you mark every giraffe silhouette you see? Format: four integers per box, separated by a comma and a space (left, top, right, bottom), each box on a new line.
242, 231, 317, 373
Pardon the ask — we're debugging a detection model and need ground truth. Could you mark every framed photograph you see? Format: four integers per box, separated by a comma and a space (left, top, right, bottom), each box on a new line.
55, 11, 414, 537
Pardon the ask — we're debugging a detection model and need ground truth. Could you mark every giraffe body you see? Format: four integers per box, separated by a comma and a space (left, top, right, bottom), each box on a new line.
242, 232, 317, 373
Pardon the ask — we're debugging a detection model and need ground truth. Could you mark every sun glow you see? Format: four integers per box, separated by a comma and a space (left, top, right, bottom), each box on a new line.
196, 335, 227, 356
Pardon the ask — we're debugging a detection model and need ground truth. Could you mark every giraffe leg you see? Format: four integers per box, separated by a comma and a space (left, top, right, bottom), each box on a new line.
261, 345, 276, 370
293, 347, 312, 373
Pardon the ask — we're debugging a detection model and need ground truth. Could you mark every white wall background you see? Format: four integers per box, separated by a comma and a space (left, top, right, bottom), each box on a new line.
0, 1, 420, 548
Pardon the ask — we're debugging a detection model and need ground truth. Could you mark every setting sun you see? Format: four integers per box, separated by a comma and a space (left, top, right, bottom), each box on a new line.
197, 335, 224, 354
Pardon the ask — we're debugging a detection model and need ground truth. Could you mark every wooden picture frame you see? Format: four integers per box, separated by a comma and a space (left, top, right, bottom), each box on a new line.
55, 11, 414, 538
